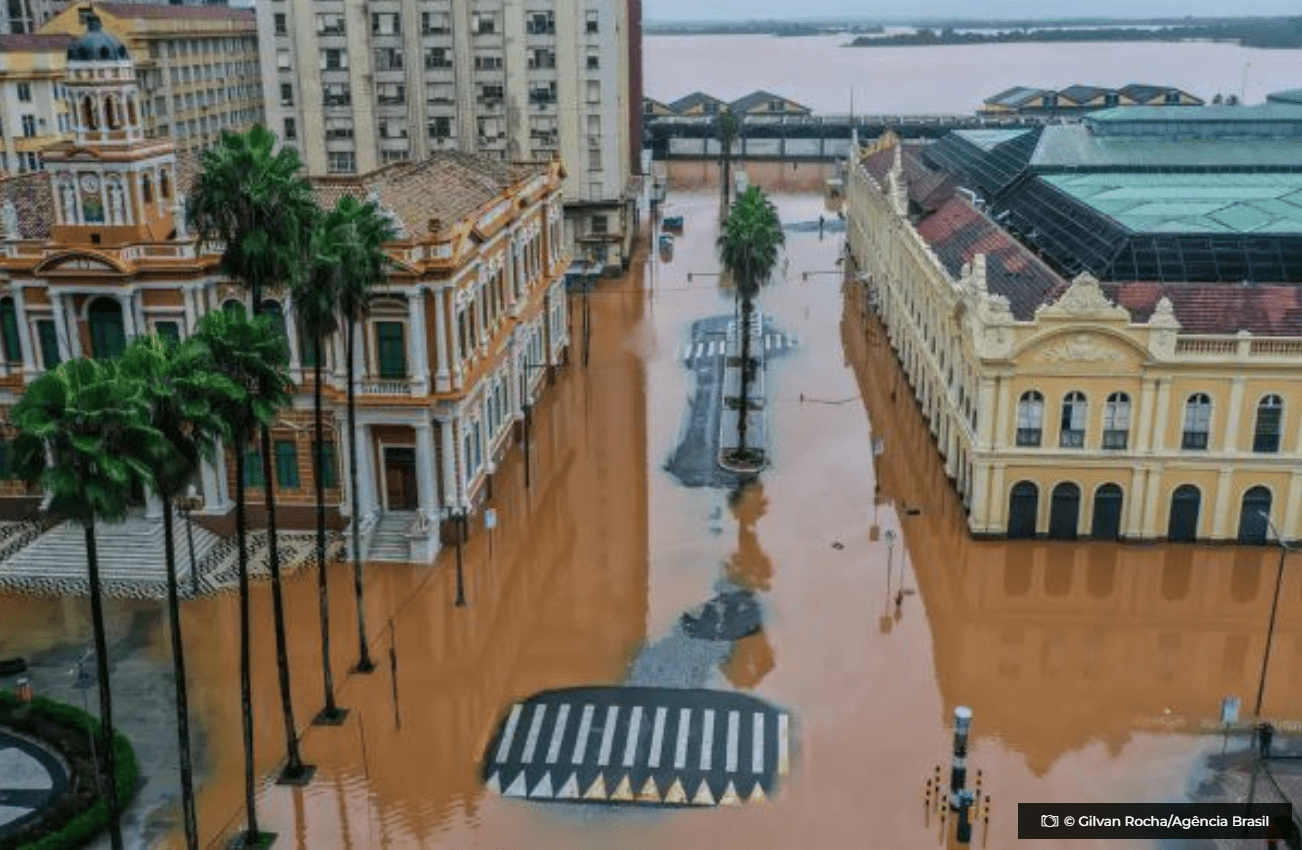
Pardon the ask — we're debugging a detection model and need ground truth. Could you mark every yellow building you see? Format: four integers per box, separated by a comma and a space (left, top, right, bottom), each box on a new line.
31, 2, 262, 158
0, 33, 73, 175
0, 13, 571, 564
847, 135, 1302, 544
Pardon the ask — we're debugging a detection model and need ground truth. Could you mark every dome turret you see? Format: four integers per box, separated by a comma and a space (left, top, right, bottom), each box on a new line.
66, 12, 128, 62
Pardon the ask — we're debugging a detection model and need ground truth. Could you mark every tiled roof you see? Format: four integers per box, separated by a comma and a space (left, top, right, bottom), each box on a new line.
309, 151, 545, 237
1100, 281, 1302, 337
668, 91, 726, 112
729, 90, 807, 113
0, 172, 55, 241
97, 3, 255, 21
1058, 85, 1108, 104
0, 33, 73, 52
858, 145, 955, 212
984, 86, 1050, 108
914, 197, 1066, 321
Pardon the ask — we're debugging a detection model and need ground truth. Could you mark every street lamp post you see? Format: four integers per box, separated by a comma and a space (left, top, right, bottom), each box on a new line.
1254, 510, 1290, 720
519, 361, 549, 490
453, 507, 468, 607
70, 649, 101, 794
174, 486, 205, 597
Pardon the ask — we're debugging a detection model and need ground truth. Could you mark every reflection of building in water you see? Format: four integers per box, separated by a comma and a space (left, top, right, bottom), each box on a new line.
843, 297, 1302, 776
845, 107, 1302, 543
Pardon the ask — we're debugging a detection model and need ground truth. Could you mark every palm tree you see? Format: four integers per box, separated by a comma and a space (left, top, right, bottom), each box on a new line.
120, 333, 241, 850
189, 124, 319, 782
193, 307, 292, 847
717, 186, 784, 462
332, 195, 395, 674
716, 111, 740, 217
293, 204, 350, 722
11, 359, 164, 850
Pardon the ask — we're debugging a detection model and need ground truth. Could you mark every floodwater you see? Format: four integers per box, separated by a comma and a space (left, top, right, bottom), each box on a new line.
645, 34, 1302, 114
3, 173, 1302, 849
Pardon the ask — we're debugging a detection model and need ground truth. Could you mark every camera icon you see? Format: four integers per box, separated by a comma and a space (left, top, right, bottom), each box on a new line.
1041, 815, 1059, 828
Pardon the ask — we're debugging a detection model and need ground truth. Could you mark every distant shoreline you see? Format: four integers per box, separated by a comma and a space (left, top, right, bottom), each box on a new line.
849, 22, 1302, 50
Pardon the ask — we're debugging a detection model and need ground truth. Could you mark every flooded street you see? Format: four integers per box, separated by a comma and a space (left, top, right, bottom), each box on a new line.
4, 169, 1302, 849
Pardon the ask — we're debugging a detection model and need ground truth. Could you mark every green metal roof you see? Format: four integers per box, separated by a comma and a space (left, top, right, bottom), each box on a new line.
1267, 89, 1302, 105
1031, 125, 1302, 169
1086, 103, 1302, 123
952, 128, 1032, 152
1041, 173, 1302, 235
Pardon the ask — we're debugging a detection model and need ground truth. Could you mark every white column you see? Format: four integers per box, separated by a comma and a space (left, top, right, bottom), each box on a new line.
433, 287, 450, 391
438, 416, 457, 511
415, 421, 438, 522
1211, 467, 1234, 540
145, 491, 164, 519
182, 287, 197, 337
64, 295, 82, 358
1141, 468, 1163, 538
408, 288, 428, 394
199, 454, 222, 511
332, 330, 348, 381
450, 300, 464, 387
118, 293, 137, 339
48, 292, 72, 362
357, 424, 378, 518
977, 377, 996, 450
11, 287, 36, 377
1283, 470, 1302, 542
1150, 379, 1172, 453
282, 291, 302, 381
1135, 378, 1157, 453
1223, 376, 1245, 452
133, 295, 146, 341
1126, 466, 1148, 539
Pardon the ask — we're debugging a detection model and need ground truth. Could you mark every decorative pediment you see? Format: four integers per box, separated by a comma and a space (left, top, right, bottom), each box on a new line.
1035, 273, 1131, 322
35, 250, 126, 275
1015, 329, 1147, 369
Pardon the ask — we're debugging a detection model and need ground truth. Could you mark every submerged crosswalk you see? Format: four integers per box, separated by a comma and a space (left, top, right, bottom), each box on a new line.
483, 687, 790, 807
681, 335, 798, 367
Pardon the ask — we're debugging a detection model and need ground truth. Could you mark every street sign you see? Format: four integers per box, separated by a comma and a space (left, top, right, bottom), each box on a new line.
485, 509, 498, 531
1221, 695, 1241, 726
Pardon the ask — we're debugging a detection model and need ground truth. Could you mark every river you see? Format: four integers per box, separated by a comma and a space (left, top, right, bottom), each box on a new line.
645, 34, 1302, 113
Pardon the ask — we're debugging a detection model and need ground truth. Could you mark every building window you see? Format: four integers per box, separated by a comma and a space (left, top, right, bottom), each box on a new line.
472, 12, 496, 34
274, 440, 299, 489
325, 118, 353, 140
316, 13, 345, 35
376, 321, 406, 378
421, 11, 450, 34
273, 13, 286, 35
327, 151, 355, 174
283, 117, 296, 140
314, 440, 338, 488
586, 48, 599, 69
529, 47, 555, 69
590, 215, 608, 235
155, 321, 180, 344
323, 83, 351, 107
1059, 391, 1086, 448
474, 52, 503, 71
1102, 391, 1130, 449
588, 148, 602, 170
1182, 393, 1212, 450
425, 47, 452, 69
244, 448, 263, 487
585, 10, 599, 32
371, 12, 401, 36
586, 80, 600, 103
322, 49, 347, 71
427, 116, 452, 139
378, 83, 405, 105
375, 47, 403, 70
1253, 394, 1283, 453
277, 51, 291, 71
0, 299, 19, 363
1104, 93, 1119, 107
1016, 390, 1043, 447
21, 115, 37, 138
17, 82, 31, 102
36, 320, 59, 368
527, 11, 554, 34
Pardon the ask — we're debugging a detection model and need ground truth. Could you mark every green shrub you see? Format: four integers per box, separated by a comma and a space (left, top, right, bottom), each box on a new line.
0, 689, 139, 850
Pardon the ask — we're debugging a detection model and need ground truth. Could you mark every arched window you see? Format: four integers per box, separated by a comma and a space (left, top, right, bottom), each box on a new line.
257, 299, 285, 338
1182, 393, 1212, 450
1103, 392, 1130, 450
1091, 483, 1124, 541
0, 298, 20, 362
87, 298, 126, 360
1253, 395, 1283, 453
222, 299, 245, 315
159, 169, 171, 200
1168, 484, 1201, 542
1049, 482, 1081, 540
82, 96, 98, 130
142, 173, 153, 203
1007, 481, 1038, 539
1238, 486, 1272, 544
104, 96, 120, 129
126, 97, 137, 125
1016, 391, 1043, 447
1059, 391, 1087, 448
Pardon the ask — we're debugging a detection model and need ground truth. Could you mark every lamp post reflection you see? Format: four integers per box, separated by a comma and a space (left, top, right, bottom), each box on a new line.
174, 486, 204, 597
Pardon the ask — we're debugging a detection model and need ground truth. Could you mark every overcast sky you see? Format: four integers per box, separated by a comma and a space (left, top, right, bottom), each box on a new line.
643, 0, 1302, 21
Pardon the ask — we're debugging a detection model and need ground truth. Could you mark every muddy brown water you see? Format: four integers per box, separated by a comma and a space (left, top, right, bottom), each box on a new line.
3, 180, 1301, 849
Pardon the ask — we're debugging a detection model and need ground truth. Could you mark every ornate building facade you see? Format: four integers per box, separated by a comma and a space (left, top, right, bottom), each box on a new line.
0, 13, 570, 564
847, 134, 1302, 544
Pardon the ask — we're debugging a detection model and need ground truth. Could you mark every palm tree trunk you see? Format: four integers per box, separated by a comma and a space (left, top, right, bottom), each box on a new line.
347, 317, 374, 672
313, 338, 338, 718
160, 496, 199, 850
721, 150, 732, 216
233, 437, 261, 844
737, 293, 752, 455
259, 423, 306, 776
83, 518, 124, 850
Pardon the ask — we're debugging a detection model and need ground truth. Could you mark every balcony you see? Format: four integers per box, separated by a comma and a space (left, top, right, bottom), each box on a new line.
360, 378, 412, 396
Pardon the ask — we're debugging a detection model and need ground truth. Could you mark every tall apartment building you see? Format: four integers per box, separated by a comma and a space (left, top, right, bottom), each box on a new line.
257, 0, 640, 270
4, 0, 230, 35
37, 3, 262, 157
0, 33, 72, 174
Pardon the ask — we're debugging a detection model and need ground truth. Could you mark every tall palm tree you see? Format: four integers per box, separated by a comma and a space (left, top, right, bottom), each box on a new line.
717, 186, 784, 461
194, 307, 292, 848
189, 124, 319, 782
716, 111, 740, 217
120, 333, 241, 850
332, 195, 395, 674
293, 206, 349, 722
11, 359, 164, 850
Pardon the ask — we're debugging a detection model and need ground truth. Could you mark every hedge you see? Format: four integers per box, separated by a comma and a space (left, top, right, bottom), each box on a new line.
0, 689, 139, 850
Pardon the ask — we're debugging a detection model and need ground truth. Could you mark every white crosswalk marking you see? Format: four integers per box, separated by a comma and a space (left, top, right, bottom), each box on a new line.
752, 712, 765, 773
545, 704, 571, 764
682, 344, 692, 360
495, 704, 523, 763
709, 341, 718, 357
694, 342, 704, 359
726, 710, 739, 773
648, 707, 667, 768
622, 706, 643, 767
572, 704, 595, 764
778, 713, 790, 775
597, 706, 619, 766
766, 335, 774, 350
674, 708, 691, 769
521, 704, 547, 763
700, 709, 716, 771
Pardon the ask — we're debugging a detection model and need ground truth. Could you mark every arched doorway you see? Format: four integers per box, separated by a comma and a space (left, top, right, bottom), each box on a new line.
1007, 481, 1038, 539
1168, 485, 1201, 543
1237, 486, 1272, 544
87, 298, 126, 359
1048, 482, 1080, 540
1091, 484, 1124, 541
